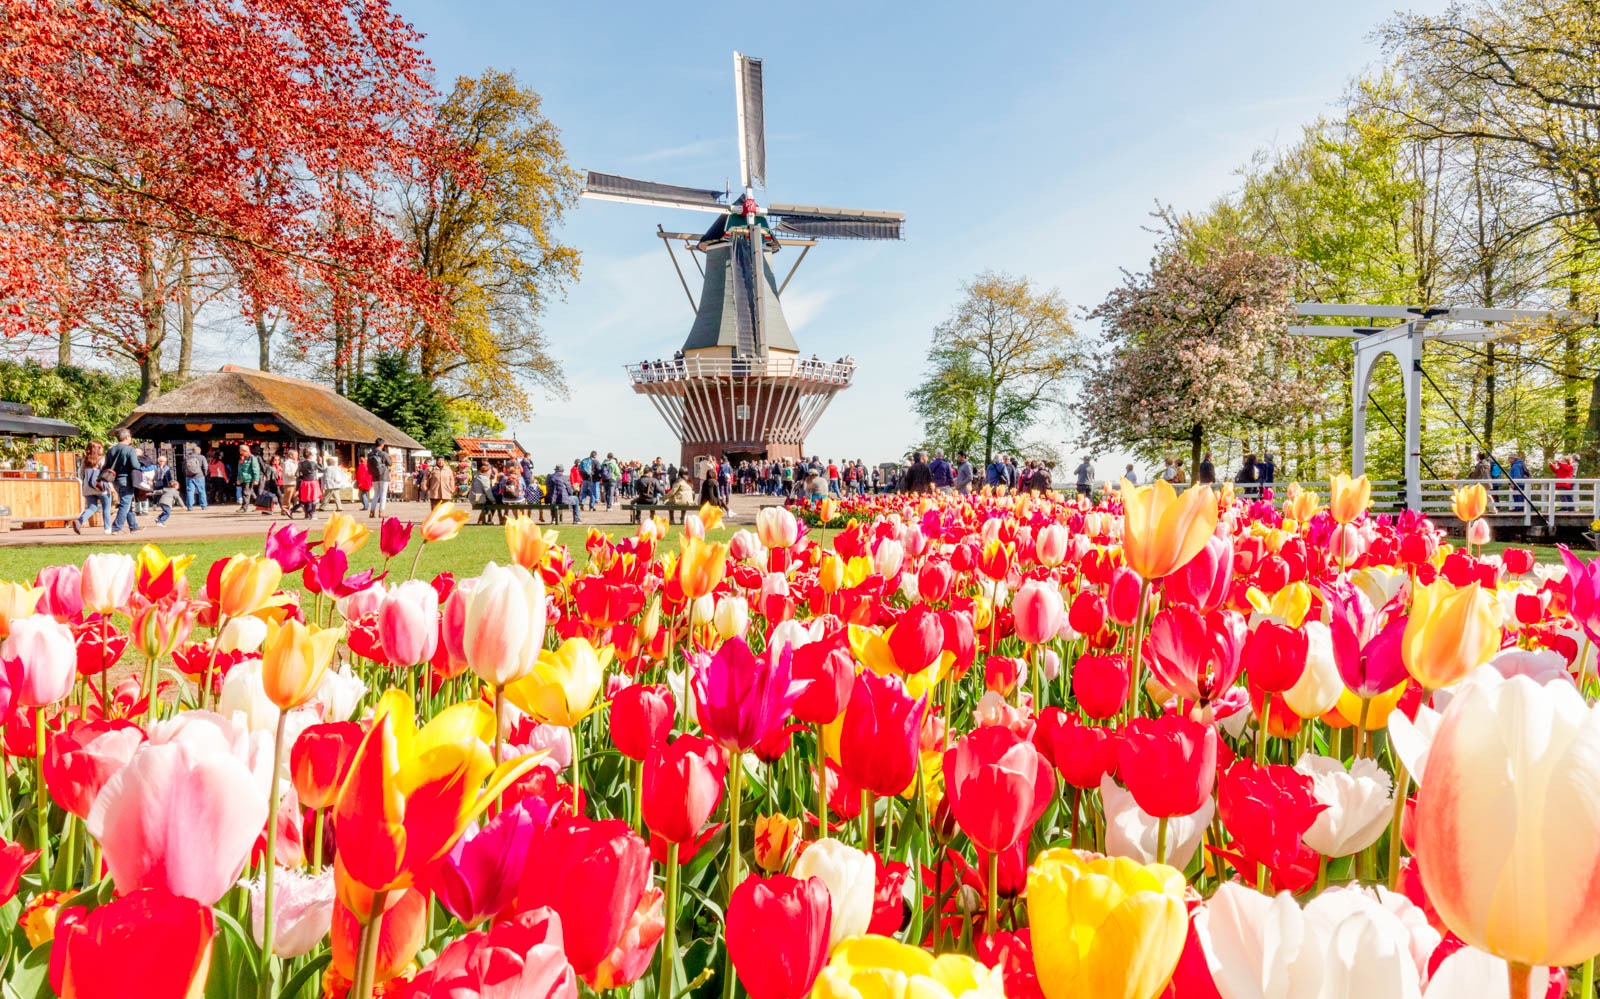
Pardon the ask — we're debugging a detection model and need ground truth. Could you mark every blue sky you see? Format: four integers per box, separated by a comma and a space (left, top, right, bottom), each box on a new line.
395, 0, 1442, 473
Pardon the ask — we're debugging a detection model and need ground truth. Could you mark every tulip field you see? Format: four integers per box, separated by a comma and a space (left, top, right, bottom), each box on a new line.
0, 481, 1596, 999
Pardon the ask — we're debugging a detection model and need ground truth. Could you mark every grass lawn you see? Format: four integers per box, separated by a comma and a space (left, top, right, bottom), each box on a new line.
0, 521, 722, 594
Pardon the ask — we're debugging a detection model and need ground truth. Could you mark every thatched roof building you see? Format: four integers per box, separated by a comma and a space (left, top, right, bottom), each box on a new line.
121, 366, 424, 451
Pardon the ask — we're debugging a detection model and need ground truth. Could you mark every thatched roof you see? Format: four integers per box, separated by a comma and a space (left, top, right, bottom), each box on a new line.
122, 366, 424, 449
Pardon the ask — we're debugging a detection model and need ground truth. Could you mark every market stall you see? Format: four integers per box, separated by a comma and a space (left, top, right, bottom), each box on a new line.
0, 401, 82, 529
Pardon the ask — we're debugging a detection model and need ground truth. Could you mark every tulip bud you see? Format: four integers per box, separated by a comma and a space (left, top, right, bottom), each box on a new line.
1072, 653, 1129, 720
714, 595, 749, 639
261, 618, 342, 711
757, 506, 800, 549
872, 539, 905, 579
753, 813, 801, 873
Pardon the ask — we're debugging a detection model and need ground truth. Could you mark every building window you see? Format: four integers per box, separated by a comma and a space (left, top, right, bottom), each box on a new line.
735, 405, 751, 420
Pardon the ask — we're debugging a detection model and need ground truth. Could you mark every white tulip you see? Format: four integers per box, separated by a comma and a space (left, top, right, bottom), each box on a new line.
217, 615, 268, 654
246, 866, 334, 958
713, 595, 749, 639
1423, 944, 1547, 998
1295, 754, 1394, 858
1283, 621, 1342, 719
791, 838, 874, 951
1100, 775, 1213, 870
1197, 883, 1325, 999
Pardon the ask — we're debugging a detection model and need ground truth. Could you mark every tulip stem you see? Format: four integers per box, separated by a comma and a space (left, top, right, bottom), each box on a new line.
202, 615, 227, 712
1314, 854, 1328, 893
260, 710, 288, 996
861, 790, 875, 854
659, 841, 680, 999
1355, 697, 1372, 760
722, 759, 744, 999
985, 850, 999, 936
1125, 580, 1151, 720
571, 722, 583, 814
351, 889, 389, 999
311, 809, 325, 871
408, 540, 426, 581
814, 725, 829, 839
1579, 955, 1593, 999
33, 707, 48, 881
633, 759, 645, 833
1386, 761, 1409, 891
1506, 961, 1533, 999
492, 683, 504, 766
1156, 815, 1169, 866
1255, 693, 1272, 766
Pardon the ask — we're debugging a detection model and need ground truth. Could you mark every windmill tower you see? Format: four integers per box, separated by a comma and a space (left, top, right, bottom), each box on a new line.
583, 52, 904, 470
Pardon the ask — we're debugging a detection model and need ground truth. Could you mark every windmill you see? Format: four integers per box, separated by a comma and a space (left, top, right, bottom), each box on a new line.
582, 52, 904, 471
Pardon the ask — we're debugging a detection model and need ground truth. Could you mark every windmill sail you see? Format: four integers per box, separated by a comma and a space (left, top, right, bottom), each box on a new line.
730, 233, 762, 355
734, 53, 766, 189
769, 203, 904, 240
583, 172, 727, 213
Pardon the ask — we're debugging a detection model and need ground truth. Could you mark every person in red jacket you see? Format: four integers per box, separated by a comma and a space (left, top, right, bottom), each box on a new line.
1552, 454, 1576, 512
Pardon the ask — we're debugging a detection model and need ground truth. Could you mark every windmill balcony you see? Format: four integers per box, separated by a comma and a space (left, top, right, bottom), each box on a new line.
625, 355, 855, 387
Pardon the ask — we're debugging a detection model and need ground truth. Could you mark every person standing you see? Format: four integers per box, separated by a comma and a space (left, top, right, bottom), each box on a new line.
902, 451, 934, 494
426, 459, 454, 509
295, 449, 322, 520
578, 450, 599, 511
321, 456, 347, 513
149, 452, 177, 526
181, 444, 207, 510
1508, 451, 1529, 511
1074, 456, 1094, 498
1258, 453, 1276, 485
354, 451, 374, 512
1123, 463, 1138, 485
366, 438, 391, 519
104, 429, 141, 534
72, 442, 110, 535
1198, 452, 1216, 485
954, 452, 974, 494
236, 445, 263, 512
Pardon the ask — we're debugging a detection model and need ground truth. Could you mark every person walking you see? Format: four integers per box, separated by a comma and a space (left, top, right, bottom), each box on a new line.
295, 449, 322, 520
1508, 452, 1529, 511
426, 459, 454, 509
104, 429, 141, 534
954, 452, 974, 494
321, 455, 347, 513
354, 452, 374, 512
181, 444, 207, 510
902, 451, 934, 494
236, 445, 263, 512
1074, 456, 1094, 498
148, 452, 178, 526
72, 442, 110, 535
367, 438, 391, 519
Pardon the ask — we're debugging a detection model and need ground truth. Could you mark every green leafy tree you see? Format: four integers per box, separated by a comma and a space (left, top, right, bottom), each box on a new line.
346, 353, 454, 456
0, 359, 141, 449
907, 272, 1078, 463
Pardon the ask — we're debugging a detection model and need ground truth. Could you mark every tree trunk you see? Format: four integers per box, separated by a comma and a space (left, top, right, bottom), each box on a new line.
57, 325, 71, 367
1190, 422, 1203, 479
983, 386, 997, 465
136, 236, 164, 403
255, 304, 271, 372
177, 245, 195, 381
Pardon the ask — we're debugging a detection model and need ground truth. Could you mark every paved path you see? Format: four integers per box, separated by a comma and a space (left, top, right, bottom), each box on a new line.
0, 493, 780, 546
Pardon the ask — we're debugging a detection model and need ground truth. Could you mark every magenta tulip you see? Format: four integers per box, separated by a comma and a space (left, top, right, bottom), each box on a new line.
1012, 580, 1064, 645
1164, 533, 1233, 613
436, 800, 545, 927
691, 638, 806, 752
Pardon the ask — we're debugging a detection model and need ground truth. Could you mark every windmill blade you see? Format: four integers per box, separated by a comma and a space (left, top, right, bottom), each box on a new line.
582, 172, 728, 214
729, 230, 763, 355
769, 202, 905, 240
734, 52, 766, 189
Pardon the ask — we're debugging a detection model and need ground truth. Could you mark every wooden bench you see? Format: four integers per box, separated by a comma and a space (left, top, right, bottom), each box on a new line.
470, 500, 565, 524
624, 502, 700, 525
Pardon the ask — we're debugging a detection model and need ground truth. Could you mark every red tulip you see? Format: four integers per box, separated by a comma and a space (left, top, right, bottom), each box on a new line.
73, 622, 129, 678
1033, 709, 1119, 790
692, 638, 806, 752
1106, 566, 1144, 626
985, 656, 1022, 697
517, 817, 652, 977
642, 735, 727, 844
0, 835, 39, 905
791, 635, 853, 725
1144, 605, 1247, 705
35, 565, 83, 623
610, 684, 674, 761
330, 887, 427, 984
573, 577, 646, 629
1067, 590, 1107, 637
887, 604, 944, 675
943, 726, 1055, 853
870, 855, 910, 935
837, 671, 927, 797
289, 721, 364, 812
727, 873, 832, 999
43, 719, 145, 819
918, 561, 954, 603
1116, 715, 1217, 818
1071, 653, 1130, 720
1212, 759, 1323, 892
50, 888, 214, 999
1241, 621, 1308, 693
587, 887, 665, 989
402, 906, 577, 999
939, 609, 976, 677
380, 517, 414, 558
1165, 534, 1233, 613
1012, 581, 1064, 645
977, 930, 1046, 999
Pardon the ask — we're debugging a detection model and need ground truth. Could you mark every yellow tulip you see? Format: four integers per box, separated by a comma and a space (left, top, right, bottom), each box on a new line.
817, 552, 846, 595
1402, 580, 1500, 689
134, 544, 193, 596
420, 501, 469, 543
1283, 485, 1319, 524
1246, 580, 1312, 628
321, 512, 370, 555
818, 497, 838, 524
697, 501, 725, 533
504, 637, 609, 727
505, 514, 558, 570
0, 581, 41, 638
812, 935, 1005, 999
1328, 473, 1371, 524
1451, 483, 1488, 523
1026, 850, 1187, 999
217, 554, 283, 619
261, 618, 343, 710
1119, 479, 1216, 581
753, 813, 801, 873
678, 536, 728, 600
1334, 681, 1407, 730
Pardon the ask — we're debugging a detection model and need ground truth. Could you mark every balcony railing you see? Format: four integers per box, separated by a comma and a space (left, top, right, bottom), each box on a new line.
626, 356, 855, 388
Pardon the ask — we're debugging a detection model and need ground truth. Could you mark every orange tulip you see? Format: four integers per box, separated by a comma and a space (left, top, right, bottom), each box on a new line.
216, 555, 283, 619
505, 514, 558, 570
1282, 485, 1319, 524
678, 537, 728, 600
321, 513, 370, 556
1328, 473, 1371, 525
1401, 580, 1500, 689
332, 689, 542, 895
1119, 479, 1216, 581
818, 497, 838, 524
420, 501, 469, 543
1451, 484, 1488, 523
261, 618, 343, 710
697, 501, 725, 533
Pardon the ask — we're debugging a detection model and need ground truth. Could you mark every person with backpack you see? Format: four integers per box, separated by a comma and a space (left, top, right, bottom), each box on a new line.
295, 448, 322, 520
366, 438, 391, 519
148, 452, 178, 526
104, 428, 142, 534
236, 445, 263, 512
72, 441, 111, 535
181, 444, 207, 510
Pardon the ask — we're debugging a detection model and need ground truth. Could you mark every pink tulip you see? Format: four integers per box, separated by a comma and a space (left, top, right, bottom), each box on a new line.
34, 565, 83, 623
1012, 580, 1064, 645
1165, 533, 1233, 613
377, 580, 440, 668
437, 800, 545, 927
44, 719, 146, 819
79, 553, 135, 616
1034, 524, 1070, 567
405, 907, 577, 999
461, 564, 546, 686
87, 727, 269, 905
3, 614, 77, 707
692, 638, 807, 752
